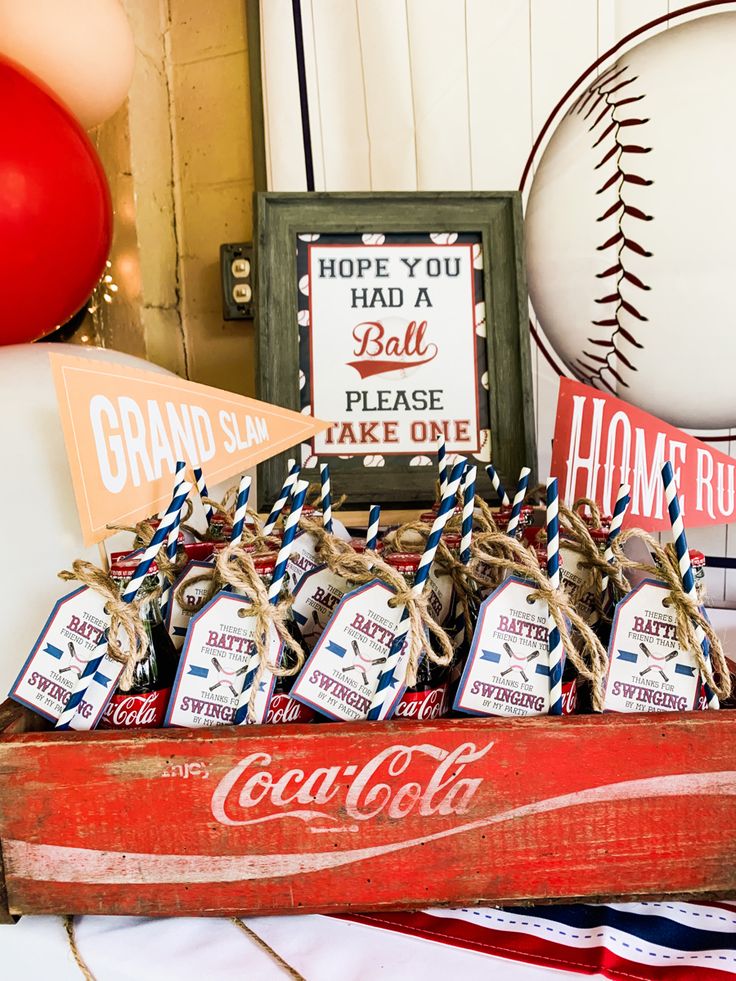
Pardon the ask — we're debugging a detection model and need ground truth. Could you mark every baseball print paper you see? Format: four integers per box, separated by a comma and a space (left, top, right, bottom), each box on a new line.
50, 352, 330, 545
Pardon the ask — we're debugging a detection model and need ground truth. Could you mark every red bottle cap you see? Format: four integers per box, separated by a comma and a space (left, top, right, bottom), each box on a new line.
253, 552, 278, 576
385, 552, 421, 574
442, 533, 462, 549
109, 550, 158, 577
690, 549, 706, 568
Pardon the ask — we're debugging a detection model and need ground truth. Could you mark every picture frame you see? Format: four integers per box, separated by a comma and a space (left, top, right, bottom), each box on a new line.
255, 191, 536, 509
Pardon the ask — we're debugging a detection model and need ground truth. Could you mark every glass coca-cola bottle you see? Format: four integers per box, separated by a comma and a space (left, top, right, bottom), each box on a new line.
250, 552, 316, 724
386, 552, 452, 722
99, 552, 180, 729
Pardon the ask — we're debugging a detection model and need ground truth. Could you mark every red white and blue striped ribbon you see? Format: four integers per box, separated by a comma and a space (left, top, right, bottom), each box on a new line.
506, 467, 531, 538
366, 505, 380, 551
320, 462, 333, 533
230, 474, 252, 547
662, 461, 718, 709
233, 479, 310, 724
367, 457, 466, 722
262, 458, 300, 537
349, 900, 736, 979
55, 480, 193, 730
546, 477, 563, 715
485, 463, 509, 506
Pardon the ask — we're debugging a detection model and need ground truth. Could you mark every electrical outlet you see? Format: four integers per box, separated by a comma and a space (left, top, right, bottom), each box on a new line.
220, 242, 254, 320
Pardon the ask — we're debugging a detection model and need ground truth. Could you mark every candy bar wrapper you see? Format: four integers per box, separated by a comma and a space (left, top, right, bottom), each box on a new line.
290, 580, 408, 722
165, 591, 283, 727
165, 559, 215, 650
9, 586, 120, 722
285, 530, 320, 592
454, 576, 553, 718
291, 564, 354, 650
603, 579, 701, 713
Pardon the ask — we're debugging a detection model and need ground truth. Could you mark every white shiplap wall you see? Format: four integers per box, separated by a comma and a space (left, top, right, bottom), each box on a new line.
258, 0, 736, 605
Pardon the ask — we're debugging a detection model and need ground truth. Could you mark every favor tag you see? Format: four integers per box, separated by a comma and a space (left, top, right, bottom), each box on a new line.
603, 579, 700, 713
165, 591, 283, 728
9, 586, 115, 722
291, 564, 353, 650
290, 580, 407, 722
165, 559, 215, 650
426, 565, 454, 626
285, 531, 320, 591
559, 544, 598, 624
454, 576, 552, 717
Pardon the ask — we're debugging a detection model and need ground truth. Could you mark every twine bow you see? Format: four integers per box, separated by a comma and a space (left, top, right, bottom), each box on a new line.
608, 530, 731, 700
213, 543, 306, 722
555, 502, 628, 620
58, 560, 152, 692
297, 518, 455, 688
469, 533, 610, 710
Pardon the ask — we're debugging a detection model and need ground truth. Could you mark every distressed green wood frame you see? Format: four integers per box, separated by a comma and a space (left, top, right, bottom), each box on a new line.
255, 191, 536, 508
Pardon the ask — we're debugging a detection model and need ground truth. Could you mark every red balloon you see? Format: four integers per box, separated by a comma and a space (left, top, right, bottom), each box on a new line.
0, 56, 112, 343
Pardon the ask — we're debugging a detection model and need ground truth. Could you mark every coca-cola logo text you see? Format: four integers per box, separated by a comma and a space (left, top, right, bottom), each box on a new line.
211, 740, 493, 826
99, 688, 170, 729
394, 685, 450, 721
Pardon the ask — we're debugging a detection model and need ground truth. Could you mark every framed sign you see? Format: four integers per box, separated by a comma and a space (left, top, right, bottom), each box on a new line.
255, 192, 535, 507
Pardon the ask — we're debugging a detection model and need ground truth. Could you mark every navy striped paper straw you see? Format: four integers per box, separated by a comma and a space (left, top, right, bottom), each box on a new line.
320, 462, 333, 533
56, 480, 193, 730
460, 465, 477, 564
506, 467, 531, 537
546, 478, 563, 715
601, 483, 631, 597
233, 479, 310, 724
230, 474, 252, 547
262, 458, 300, 537
366, 505, 381, 551
485, 463, 510, 506
437, 436, 447, 497
193, 467, 213, 525
367, 457, 466, 722
662, 461, 718, 709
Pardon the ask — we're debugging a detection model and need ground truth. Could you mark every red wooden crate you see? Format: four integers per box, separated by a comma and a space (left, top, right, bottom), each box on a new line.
0, 700, 734, 922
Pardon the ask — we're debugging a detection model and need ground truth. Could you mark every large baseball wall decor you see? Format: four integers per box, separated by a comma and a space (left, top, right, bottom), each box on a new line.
525, 13, 736, 431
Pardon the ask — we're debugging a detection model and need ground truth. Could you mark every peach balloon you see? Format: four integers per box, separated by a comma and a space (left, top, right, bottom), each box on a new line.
0, 0, 135, 130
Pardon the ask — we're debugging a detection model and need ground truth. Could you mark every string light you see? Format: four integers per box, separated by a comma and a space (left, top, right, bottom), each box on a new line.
87, 259, 118, 314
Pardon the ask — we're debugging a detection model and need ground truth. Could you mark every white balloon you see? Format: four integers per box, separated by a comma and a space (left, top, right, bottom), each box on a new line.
0, 0, 135, 130
526, 13, 736, 430
0, 345, 169, 696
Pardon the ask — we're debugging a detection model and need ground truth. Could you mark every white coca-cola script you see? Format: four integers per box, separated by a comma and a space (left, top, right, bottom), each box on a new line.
211, 740, 494, 826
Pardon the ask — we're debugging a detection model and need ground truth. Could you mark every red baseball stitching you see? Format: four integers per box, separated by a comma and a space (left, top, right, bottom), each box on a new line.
566, 63, 652, 393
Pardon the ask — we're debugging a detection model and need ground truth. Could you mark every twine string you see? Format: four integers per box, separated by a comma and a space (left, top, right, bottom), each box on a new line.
58, 560, 152, 692
609, 529, 731, 699
298, 517, 454, 687
469, 532, 609, 710
556, 502, 628, 618
212, 543, 306, 723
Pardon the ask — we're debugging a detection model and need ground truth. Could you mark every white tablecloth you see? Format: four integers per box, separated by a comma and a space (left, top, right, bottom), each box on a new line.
1, 913, 600, 980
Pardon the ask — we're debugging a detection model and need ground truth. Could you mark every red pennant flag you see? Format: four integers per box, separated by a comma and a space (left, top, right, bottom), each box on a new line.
551, 379, 736, 531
